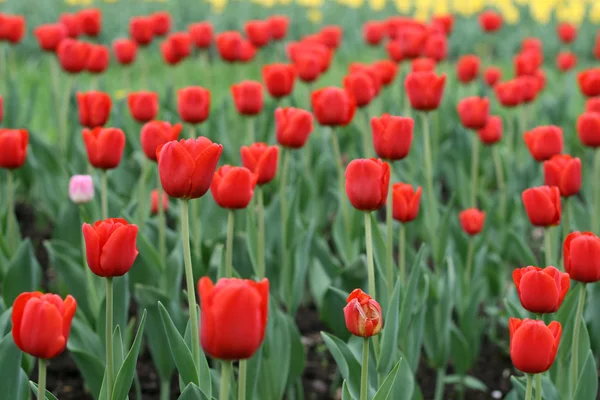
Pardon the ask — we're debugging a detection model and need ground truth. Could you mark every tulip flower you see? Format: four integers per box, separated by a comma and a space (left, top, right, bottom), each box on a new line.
82, 127, 125, 170
424, 34, 448, 62
188, 22, 213, 49
69, 175, 94, 204
557, 22, 576, 44
343, 72, 377, 111
513, 266, 569, 314
459, 208, 485, 236
397, 25, 427, 59
294, 54, 321, 83
160, 32, 192, 65
245, 20, 270, 48
344, 289, 383, 338
216, 31, 243, 62
432, 14, 453, 35
517, 75, 541, 105
509, 318, 561, 373
275, 107, 314, 149
348, 63, 381, 95
129, 16, 154, 46
263, 63, 296, 99
457, 96, 489, 130
522, 186, 561, 227
564, 232, 600, 283
112, 38, 137, 65
128, 91, 159, 123
0, 14, 25, 44
477, 115, 502, 145
311, 87, 356, 126
372, 60, 397, 86
78, 8, 101, 37
140, 121, 182, 162
578, 69, 600, 97
494, 80, 522, 108
577, 112, 600, 148
60, 13, 82, 38
240, 143, 279, 186
151, 11, 171, 36
405, 71, 446, 111
34, 24, 67, 52
456, 55, 480, 84
385, 40, 403, 63
524, 126, 563, 162
0, 129, 28, 169
77, 91, 111, 128
57, 39, 90, 74
479, 10, 502, 32
177, 86, 210, 125
319, 25, 343, 49
267, 15, 289, 40
231, 81, 263, 116
371, 114, 413, 161
412, 57, 436, 73
363, 21, 384, 45
543, 155, 581, 198
556, 52, 577, 72
514, 51, 540, 76
483, 67, 501, 87
586, 98, 600, 113
393, 183, 421, 282
345, 158, 390, 212
150, 189, 169, 215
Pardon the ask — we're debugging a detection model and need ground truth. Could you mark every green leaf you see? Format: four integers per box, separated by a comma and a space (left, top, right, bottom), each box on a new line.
29, 381, 59, 400
111, 309, 147, 400
507, 230, 538, 266
112, 326, 124, 378
444, 375, 487, 392
245, 205, 258, 276
0, 333, 24, 400
320, 286, 350, 341
68, 349, 105, 400
341, 380, 353, 400
377, 278, 401, 375
290, 221, 316, 315
398, 245, 425, 340
573, 350, 598, 400
2, 239, 41, 306
158, 302, 199, 387
178, 383, 210, 400
321, 332, 362, 400
373, 358, 402, 400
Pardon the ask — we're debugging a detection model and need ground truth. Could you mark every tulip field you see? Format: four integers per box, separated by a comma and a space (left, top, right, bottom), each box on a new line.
3, 0, 600, 399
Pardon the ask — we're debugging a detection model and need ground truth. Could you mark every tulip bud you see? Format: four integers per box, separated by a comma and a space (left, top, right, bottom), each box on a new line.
578, 69, 600, 98
459, 208, 485, 236
494, 80, 522, 108
151, 189, 169, 215
509, 318, 561, 374
240, 143, 279, 185
543, 154, 581, 197
522, 186, 561, 227
343, 289, 383, 337
456, 55, 480, 84
77, 91, 112, 128
345, 158, 390, 212
151, 11, 171, 36
424, 34, 447, 62
477, 115, 502, 145
371, 114, 413, 160
392, 183, 421, 223
0, 129, 28, 169
557, 22, 576, 44
556, 52, 577, 72
129, 16, 154, 46
523, 126, 563, 162
577, 112, 600, 148
113, 38, 137, 65
512, 266, 570, 314
77, 8, 102, 37
311, 87, 356, 126
263, 63, 296, 99
479, 10, 502, 32
405, 71, 446, 111
69, 175, 94, 204
188, 22, 213, 49
231, 81, 264, 116
564, 232, 600, 283
128, 91, 159, 123
267, 16, 289, 41
457, 96, 490, 130
483, 67, 501, 87
177, 86, 211, 124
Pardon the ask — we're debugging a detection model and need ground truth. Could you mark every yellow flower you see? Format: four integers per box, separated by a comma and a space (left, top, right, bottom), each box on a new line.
368, 0, 386, 11
555, 1, 584, 24
337, 0, 364, 8
432, 0, 449, 16
115, 89, 128, 101
394, 0, 411, 13
592, 1, 600, 23
298, 0, 323, 7
253, 0, 276, 7
307, 8, 323, 23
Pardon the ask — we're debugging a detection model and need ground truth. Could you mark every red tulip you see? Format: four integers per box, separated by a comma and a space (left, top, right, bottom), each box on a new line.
239, 39, 257, 62
11, 292, 76, 359
245, 20, 270, 48
267, 15, 289, 40
83, 218, 139, 277
319, 26, 343, 49
188, 22, 213, 49
513, 266, 570, 314
515, 51, 540, 76
216, 31, 243, 62
495, 80, 522, 108
484, 67, 501, 87
423, 34, 447, 62
456, 55, 480, 84
311, 87, 356, 126
556, 51, 577, 72
534, 69, 546, 92
457, 96, 489, 130
240, 143, 279, 185
151, 11, 171, 36
129, 16, 154, 46
343, 289, 383, 337
348, 63, 382, 96
77, 8, 101, 37
405, 71, 446, 111
524, 126, 563, 162
60, 13, 82, 38
385, 40, 403, 63
288, 41, 332, 73
392, 183, 421, 223
157, 137, 223, 199
140, 121, 182, 162
371, 114, 413, 160
564, 232, 600, 283
412, 57, 436, 72
198, 277, 269, 360
516, 76, 540, 104
76, 91, 111, 128
363, 21, 384, 45
522, 37, 542, 53
262, 63, 296, 98
431, 14, 454, 35
344, 72, 376, 108
543, 154, 581, 197
128, 91, 159, 123
578, 69, 600, 97
211, 166, 256, 209
522, 186, 561, 227
86, 44, 109, 74
585, 98, 600, 113
398, 25, 427, 59
294, 54, 321, 83
57, 39, 90, 74
557, 22, 576, 44
34, 24, 67, 52
160, 32, 192, 65
345, 158, 390, 211
577, 112, 600, 147
0, 14, 25, 44
477, 115, 502, 145
151, 189, 169, 215
275, 107, 314, 149
82, 127, 125, 170
459, 208, 485, 236
112, 39, 137, 65
479, 10, 502, 32
0, 129, 28, 169
231, 81, 264, 116
373, 60, 397, 86
177, 86, 210, 124
509, 318, 561, 374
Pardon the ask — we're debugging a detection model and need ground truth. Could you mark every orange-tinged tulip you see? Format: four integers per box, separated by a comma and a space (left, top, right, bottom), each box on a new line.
343, 289, 383, 337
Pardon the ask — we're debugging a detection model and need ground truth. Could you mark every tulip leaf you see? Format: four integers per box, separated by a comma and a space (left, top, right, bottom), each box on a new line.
2, 239, 41, 307
158, 302, 199, 387
377, 277, 401, 375
320, 286, 350, 341
373, 358, 402, 400
573, 350, 598, 400
112, 326, 125, 378
506, 229, 538, 267
321, 332, 362, 400
178, 383, 210, 400
69, 349, 106, 400
245, 205, 259, 276
398, 245, 425, 341
29, 381, 59, 400
290, 221, 316, 315
341, 380, 353, 400
111, 309, 147, 400
0, 333, 24, 400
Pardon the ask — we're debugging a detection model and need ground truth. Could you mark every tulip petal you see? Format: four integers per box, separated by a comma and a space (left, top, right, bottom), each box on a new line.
100, 225, 139, 277
158, 141, 195, 198
20, 298, 66, 359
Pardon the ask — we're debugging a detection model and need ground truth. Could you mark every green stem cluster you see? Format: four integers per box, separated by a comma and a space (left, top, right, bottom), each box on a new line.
331, 129, 351, 235
225, 209, 235, 278
257, 187, 265, 279
38, 358, 47, 400
101, 170, 108, 220
385, 185, 394, 295
470, 134, 479, 208
360, 338, 370, 400
157, 173, 167, 265
106, 278, 114, 400
570, 283, 587, 398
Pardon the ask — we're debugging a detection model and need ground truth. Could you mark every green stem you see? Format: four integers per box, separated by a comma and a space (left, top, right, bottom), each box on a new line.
570, 283, 587, 398
192, 198, 202, 259
160, 379, 170, 400
238, 359, 247, 400
525, 374, 533, 400
6, 170, 16, 252
59, 76, 73, 158
225, 209, 235, 278
38, 358, 47, 400
470, 134, 479, 207
399, 223, 406, 285
247, 117, 255, 143
421, 112, 437, 261
106, 277, 114, 400
594, 149, 600, 234
331, 128, 351, 236
465, 239, 475, 279
535, 373, 542, 400
433, 368, 445, 400
544, 227, 553, 267
364, 213, 376, 299
157, 173, 167, 265
219, 361, 232, 400
181, 200, 201, 375
80, 206, 99, 317
257, 187, 265, 279
360, 337, 370, 400
385, 182, 394, 295
279, 148, 291, 304
101, 170, 108, 219
562, 197, 570, 268
492, 146, 506, 221
361, 108, 372, 158
138, 160, 147, 230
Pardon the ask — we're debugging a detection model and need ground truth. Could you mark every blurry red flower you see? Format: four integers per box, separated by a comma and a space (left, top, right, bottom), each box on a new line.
373, 60, 397, 86
311, 87, 356, 126
128, 91, 159, 123
129, 16, 154, 46
564, 232, 600, 283
151, 189, 169, 215
385, 40, 403, 63
578, 69, 600, 97
515, 51, 541, 76
524, 126, 563, 162
522, 186, 561, 226
77, 91, 111, 128
586, 98, 600, 113
239, 39, 257, 62
479, 10, 502, 32
275, 107, 314, 149
343, 289, 383, 337
405, 71, 446, 111
459, 208, 485, 236
412, 57, 436, 72
83, 218, 138, 277
151, 11, 171, 36
456, 55, 480, 84
267, 15, 289, 40
509, 318, 561, 374
34, 24, 67, 52
112, 39, 137, 65
556, 51, 577, 72
577, 112, 600, 147
557, 22, 576, 44
423, 34, 447, 62
345, 158, 390, 211
457, 96, 489, 130
477, 115, 502, 145
392, 183, 421, 223
484, 67, 501, 87
86, 44, 109, 74
241, 143, 279, 185
294, 54, 321, 83
543, 154, 581, 197
522, 37, 542, 53
344, 72, 376, 108
319, 26, 343, 49
77, 8, 101, 37
516, 76, 540, 104
216, 31, 243, 62
189, 22, 213, 49
262, 63, 296, 98
211, 166, 257, 209
178, 86, 210, 124
431, 14, 454, 35
60, 13, 82, 38
363, 21, 385, 46
231, 81, 264, 116
161, 32, 192, 65
57, 38, 90, 74
371, 114, 413, 160
82, 127, 125, 170
513, 266, 570, 314
140, 121, 182, 162
245, 20, 270, 48
494, 80, 522, 108
0, 129, 28, 169
398, 25, 427, 59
